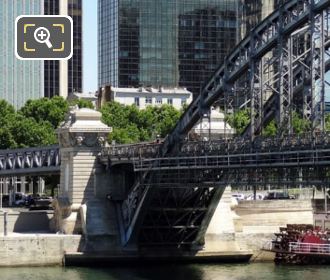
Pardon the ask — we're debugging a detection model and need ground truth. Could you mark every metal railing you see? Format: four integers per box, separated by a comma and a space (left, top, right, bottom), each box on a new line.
104, 132, 330, 163
289, 242, 330, 254
0, 145, 60, 176
132, 148, 330, 171
262, 240, 274, 251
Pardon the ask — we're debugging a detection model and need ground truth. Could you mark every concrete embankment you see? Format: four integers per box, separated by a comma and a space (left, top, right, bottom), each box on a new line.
0, 196, 314, 266
232, 199, 313, 262
0, 208, 82, 266
0, 210, 53, 233
204, 187, 313, 262
0, 234, 82, 267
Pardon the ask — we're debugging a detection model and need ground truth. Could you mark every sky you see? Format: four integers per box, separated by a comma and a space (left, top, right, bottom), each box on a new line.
83, 0, 98, 93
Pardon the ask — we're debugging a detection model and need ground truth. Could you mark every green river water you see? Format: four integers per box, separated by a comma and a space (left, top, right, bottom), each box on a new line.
1, 263, 330, 280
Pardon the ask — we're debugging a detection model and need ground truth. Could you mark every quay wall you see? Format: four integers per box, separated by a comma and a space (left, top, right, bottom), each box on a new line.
0, 197, 314, 265
0, 210, 53, 233
0, 234, 82, 266
204, 191, 313, 262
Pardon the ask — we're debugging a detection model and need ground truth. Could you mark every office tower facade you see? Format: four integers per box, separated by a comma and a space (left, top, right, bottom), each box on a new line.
241, 0, 281, 38
98, 0, 240, 97
0, 0, 82, 109
67, 0, 83, 96
44, 0, 83, 98
0, 0, 44, 109
44, 0, 60, 98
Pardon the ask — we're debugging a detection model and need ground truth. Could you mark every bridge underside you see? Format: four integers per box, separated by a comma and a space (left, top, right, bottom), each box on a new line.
112, 133, 330, 249
103, 0, 330, 251
118, 167, 225, 250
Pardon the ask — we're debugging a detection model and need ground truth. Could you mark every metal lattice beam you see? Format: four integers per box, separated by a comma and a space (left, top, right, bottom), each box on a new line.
0, 145, 60, 177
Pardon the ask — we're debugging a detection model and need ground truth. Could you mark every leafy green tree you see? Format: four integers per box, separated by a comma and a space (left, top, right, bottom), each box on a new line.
263, 120, 277, 136
0, 99, 16, 127
325, 114, 330, 131
136, 106, 158, 139
101, 102, 131, 129
0, 127, 16, 149
19, 96, 69, 129
225, 109, 250, 134
0, 97, 182, 148
292, 111, 310, 134
153, 104, 181, 137
69, 99, 94, 109
0, 100, 18, 149
109, 125, 141, 144
101, 102, 182, 144
9, 116, 57, 148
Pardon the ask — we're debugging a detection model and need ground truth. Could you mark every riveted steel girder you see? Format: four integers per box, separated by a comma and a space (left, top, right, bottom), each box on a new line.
0, 146, 60, 177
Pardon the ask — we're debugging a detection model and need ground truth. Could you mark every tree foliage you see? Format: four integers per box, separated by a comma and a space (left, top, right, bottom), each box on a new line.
19, 96, 69, 129
263, 120, 277, 136
0, 99, 15, 122
292, 111, 310, 134
10, 116, 57, 148
0, 99, 58, 149
224, 109, 314, 136
101, 102, 181, 144
0, 127, 16, 149
69, 99, 94, 109
325, 114, 330, 131
225, 109, 250, 135
0, 97, 183, 148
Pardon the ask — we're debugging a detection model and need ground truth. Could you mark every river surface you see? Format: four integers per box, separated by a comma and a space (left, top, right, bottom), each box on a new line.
1, 263, 330, 280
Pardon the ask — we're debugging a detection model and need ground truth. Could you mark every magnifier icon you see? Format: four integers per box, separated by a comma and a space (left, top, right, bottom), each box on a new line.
34, 27, 53, 49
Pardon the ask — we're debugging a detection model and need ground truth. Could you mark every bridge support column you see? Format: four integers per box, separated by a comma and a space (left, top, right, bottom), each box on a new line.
53, 107, 112, 237
204, 186, 241, 252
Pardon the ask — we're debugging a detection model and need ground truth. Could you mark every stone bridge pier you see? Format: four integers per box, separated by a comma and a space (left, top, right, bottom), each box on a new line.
53, 107, 121, 251
53, 107, 247, 258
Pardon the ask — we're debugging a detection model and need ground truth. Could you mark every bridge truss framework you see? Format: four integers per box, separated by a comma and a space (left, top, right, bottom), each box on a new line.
102, 0, 330, 250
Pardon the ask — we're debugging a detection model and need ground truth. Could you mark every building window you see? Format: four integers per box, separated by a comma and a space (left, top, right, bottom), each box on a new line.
134, 97, 140, 107
145, 97, 152, 104
156, 98, 162, 105
167, 98, 173, 105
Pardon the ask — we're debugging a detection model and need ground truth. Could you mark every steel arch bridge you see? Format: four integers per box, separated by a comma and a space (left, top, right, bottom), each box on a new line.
101, 0, 330, 250
2, 0, 330, 253
163, 0, 330, 154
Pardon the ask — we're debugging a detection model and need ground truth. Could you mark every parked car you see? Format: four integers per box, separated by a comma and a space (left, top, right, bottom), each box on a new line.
246, 193, 265, 200
14, 192, 27, 206
232, 193, 245, 201
264, 192, 295, 200
28, 194, 53, 210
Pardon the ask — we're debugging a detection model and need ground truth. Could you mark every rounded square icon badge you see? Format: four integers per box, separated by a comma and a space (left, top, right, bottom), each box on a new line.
15, 15, 73, 60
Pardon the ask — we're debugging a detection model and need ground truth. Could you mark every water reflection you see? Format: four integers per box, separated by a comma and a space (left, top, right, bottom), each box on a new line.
1, 263, 330, 280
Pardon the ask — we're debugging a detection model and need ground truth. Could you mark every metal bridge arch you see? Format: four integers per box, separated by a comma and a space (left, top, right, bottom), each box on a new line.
112, 0, 330, 249
163, 0, 330, 154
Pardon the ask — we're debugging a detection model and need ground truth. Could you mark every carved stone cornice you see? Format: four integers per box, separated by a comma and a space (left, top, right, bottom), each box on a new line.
57, 108, 112, 148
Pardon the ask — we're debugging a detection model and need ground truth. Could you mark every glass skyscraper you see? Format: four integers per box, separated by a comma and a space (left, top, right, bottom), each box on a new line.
68, 0, 83, 96
241, 0, 281, 38
0, 0, 82, 109
44, 0, 83, 98
98, 0, 240, 97
0, 0, 44, 109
